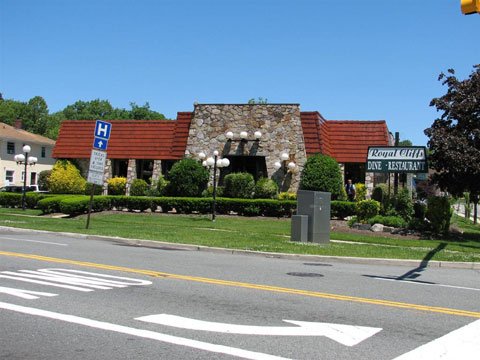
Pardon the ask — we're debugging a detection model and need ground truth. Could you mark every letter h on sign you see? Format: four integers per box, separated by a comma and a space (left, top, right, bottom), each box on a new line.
94, 120, 112, 140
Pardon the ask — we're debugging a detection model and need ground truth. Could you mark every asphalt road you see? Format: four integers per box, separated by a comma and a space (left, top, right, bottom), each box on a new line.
0, 228, 479, 359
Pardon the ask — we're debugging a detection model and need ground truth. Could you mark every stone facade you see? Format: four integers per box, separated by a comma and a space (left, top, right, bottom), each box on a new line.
185, 104, 307, 191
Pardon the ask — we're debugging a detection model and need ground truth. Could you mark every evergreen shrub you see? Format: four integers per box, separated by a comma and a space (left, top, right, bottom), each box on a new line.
355, 199, 381, 222
165, 159, 209, 197
368, 215, 407, 228
48, 160, 86, 194
108, 177, 127, 195
278, 192, 297, 200
426, 196, 452, 234
223, 173, 255, 199
355, 183, 367, 201
130, 179, 149, 196
299, 154, 343, 199
254, 178, 278, 199
331, 201, 356, 219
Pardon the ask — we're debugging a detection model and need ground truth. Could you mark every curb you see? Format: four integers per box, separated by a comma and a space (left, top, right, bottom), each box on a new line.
1, 226, 478, 270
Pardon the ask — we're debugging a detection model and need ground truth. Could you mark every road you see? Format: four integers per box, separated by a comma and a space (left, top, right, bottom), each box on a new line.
1, 228, 479, 359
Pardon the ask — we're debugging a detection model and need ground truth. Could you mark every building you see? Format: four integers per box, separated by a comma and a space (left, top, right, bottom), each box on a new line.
52, 103, 392, 194
1, 120, 56, 187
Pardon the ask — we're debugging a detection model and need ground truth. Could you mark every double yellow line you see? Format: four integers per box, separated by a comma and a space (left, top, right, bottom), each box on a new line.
1, 250, 479, 319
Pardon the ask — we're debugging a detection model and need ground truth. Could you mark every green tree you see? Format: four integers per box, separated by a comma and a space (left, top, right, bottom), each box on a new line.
424, 65, 480, 223
0, 98, 28, 126
62, 99, 115, 120
299, 154, 343, 199
25, 96, 49, 135
248, 97, 268, 104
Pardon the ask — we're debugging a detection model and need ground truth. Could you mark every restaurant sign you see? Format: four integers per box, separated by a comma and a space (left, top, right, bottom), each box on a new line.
366, 146, 428, 173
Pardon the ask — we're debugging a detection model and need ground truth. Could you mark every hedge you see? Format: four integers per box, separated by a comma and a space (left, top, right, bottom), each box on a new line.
0, 192, 53, 209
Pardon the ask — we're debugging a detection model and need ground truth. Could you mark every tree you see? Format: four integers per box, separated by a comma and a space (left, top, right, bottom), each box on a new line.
299, 154, 343, 199
48, 160, 86, 194
165, 158, 209, 197
25, 96, 49, 135
424, 65, 480, 223
248, 97, 268, 104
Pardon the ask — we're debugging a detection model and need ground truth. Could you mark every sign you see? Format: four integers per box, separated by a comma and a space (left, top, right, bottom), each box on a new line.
87, 170, 104, 186
367, 146, 428, 173
93, 120, 112, 151
88, 149, 107, 173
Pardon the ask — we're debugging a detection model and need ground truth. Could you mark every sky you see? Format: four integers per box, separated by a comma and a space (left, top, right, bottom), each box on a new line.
0, 0, 478, 146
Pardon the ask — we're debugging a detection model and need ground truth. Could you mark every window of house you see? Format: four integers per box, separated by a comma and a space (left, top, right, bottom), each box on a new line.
7, 142, 15, 154
30, 172, 37, 185
5, 170, 14, 184
41, 147, 46, 158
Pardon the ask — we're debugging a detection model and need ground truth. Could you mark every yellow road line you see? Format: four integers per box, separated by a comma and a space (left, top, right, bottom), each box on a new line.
1, 250, 479, 319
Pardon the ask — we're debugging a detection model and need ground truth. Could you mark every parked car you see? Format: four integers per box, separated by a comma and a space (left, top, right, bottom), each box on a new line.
0, 185, 47, 193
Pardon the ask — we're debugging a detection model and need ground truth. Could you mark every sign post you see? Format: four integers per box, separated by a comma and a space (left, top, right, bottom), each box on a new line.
86, 120, 112, 229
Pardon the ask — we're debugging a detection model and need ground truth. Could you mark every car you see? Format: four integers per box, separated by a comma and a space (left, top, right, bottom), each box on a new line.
0, 185, 47, 193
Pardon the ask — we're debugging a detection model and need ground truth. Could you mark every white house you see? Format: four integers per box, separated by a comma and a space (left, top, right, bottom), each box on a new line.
0, 120, 56, 188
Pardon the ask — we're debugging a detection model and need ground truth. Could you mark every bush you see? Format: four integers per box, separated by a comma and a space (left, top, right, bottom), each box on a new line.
58, 196, 111, 215
130, 179, 149, 196
426, 196, 452, 234
108, 177, 127, 195
155, 175, 169, 195
38, 170, 51, 191
202, 186, 224, 198
223, 173, 255, 199
37, 195, 72, 214
368, 215, 407, 228
299, 154, 343, 199
278, 192, 297, 200
392, 188, 414, 221
413, 201, 427, 220
124, 196, 152, 212
165, 158, 209, 197
85, 182, 103, 195
48, 160, 86, 194
372, 183, 389, 212
331, 201, 356, 219
0, 193, 22, 208
355, 200, 380, 222
254, 178, 278, 199
355, 183, 367, 201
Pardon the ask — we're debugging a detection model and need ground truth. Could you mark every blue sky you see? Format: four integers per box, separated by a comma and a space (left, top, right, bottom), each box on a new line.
1, 0, 478, 145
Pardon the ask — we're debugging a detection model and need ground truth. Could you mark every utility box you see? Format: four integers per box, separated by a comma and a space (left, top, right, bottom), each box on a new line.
296, 190, 331, 244
291, 215, 309, 242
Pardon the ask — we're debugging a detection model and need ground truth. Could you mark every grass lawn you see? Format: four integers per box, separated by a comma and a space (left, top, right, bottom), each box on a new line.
0, 208, 479, 263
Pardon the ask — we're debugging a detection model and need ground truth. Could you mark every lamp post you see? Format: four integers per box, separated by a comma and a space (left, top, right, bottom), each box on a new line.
14, 145, 37, 211
200, 150, 230, 221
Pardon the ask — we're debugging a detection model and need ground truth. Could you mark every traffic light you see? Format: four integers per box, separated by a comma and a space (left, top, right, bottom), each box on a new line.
461, 0, 480, 14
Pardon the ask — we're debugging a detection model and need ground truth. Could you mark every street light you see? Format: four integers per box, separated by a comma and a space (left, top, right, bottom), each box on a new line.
14, 144, 37, 210
201, 150, 230, 221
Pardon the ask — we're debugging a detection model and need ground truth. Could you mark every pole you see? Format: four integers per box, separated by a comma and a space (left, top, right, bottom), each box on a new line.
22, 153, 28, 211
393, 132, 399, 195
86, 184, 96, 229
212, 154, 218, 221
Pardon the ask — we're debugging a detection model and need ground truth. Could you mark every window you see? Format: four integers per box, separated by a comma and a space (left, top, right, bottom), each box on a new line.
41, 147, 46, 158
7, 142, 15, 154
5, 170, 14, 183
30, 172, 37, 185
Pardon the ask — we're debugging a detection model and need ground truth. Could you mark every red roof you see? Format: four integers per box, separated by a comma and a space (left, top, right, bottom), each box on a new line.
323, 120, 390, 163
52, 113, 192, 159
300, 113, 390, 163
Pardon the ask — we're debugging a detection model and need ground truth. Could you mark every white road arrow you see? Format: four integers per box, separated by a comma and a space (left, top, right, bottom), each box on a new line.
136, 314, 382, 346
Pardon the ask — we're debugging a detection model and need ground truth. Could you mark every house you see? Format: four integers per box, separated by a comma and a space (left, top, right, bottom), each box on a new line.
52, 103, 392, 194
1, 120, 56, 188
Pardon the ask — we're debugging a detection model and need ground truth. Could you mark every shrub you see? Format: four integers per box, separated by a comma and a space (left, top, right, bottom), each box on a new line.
223, 172, 255, 199
25, 192, 51, 208
368, 215, 407, 228
155, 175, 169, 195
299, 154, 343, 199
254, 178, 278, 199
165, 158, 209, 197
278, 192, 297, 200
0, 193, 22, 208
108, 177, 127, 195
202, 186, 224, 198
58, 196, 111, 215
38, 170, 51, 191
426, 196, 452, 234
85, 182, 103, 195
331, 201, 356, 219
130, 179, 149, 196
354, 183, 366, 201
37, 195, 72, 214
392, 188, 414, 221
48, 160, 86, 194
124, 196, 152, 212
355, 200, 380, 222
413, 201, 427, 220
372, 183, 389, 212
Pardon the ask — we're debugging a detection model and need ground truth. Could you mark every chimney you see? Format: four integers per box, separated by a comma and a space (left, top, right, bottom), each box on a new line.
14, 118, 23, 129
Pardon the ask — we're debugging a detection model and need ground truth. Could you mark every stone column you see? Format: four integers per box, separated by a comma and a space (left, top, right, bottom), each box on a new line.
365, 172, 374, 199
102, 159, 112, 195
151, 160, 162, 186
126, 159, 137, 196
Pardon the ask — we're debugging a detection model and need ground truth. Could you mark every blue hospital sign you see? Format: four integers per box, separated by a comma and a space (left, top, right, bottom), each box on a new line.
94, 120, 112, 140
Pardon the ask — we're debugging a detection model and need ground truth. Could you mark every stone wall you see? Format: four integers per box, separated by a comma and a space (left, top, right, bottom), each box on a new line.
185, 104, 307, 191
